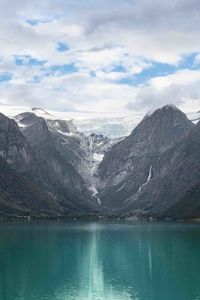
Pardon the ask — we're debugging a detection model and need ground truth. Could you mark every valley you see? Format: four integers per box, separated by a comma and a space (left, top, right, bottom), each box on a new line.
0, 105, 199, 219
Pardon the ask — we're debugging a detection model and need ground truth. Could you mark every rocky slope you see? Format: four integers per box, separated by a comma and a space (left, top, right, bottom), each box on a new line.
0, 157, 63, 218
96, 105, 196, 215
123, 120, 200, 218
14, 112, 98, 213
0, 112, 106, 216
0, 105, 200, 219
155, 120, 200, 218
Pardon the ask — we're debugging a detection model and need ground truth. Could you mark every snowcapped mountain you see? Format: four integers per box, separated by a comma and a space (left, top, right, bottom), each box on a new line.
13, 112, 120, 210
75, 107, 200, 138
0, 105, 199, 138
0, 104, 200, 219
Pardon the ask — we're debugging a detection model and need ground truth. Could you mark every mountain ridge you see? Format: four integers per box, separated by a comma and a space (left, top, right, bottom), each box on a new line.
0, 105, 199, 219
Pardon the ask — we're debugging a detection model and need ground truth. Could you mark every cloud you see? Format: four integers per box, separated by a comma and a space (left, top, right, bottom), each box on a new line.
127, 69, 200, 112
0, 0, 199, 117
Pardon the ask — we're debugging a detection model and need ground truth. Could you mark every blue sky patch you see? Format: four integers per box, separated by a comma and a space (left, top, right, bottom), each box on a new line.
116, 62, 176, 86
136, 62, 176, 82
57, 42, 70, 52
112, 64, 127, 73
111, 54, 200, 87
26, 19, 39, 26
15, 55, 46, 67
0, 73, 12, 83
26, 18, 53, 26
27, 75, 42, 84
47, 63, 78, 76
90, 71, 96, 77
180, 53, 200, 69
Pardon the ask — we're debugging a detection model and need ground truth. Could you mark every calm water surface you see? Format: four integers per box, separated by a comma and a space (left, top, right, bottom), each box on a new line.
0, 221, 200, 300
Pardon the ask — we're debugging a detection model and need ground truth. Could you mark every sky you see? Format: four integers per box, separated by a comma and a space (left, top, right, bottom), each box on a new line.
0, 0, 200, 118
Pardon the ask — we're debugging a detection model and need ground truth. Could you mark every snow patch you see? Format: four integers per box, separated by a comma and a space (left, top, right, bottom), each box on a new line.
57, 130, 76, 137
75, 114, 144, 138
17, 122, 28, 128
93, 153, 104, 163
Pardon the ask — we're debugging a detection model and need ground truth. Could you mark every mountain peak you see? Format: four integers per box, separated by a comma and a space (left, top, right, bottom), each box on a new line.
156, 104, 182, 115
142, 104, 194, 131
146, 104, 179, 117
161, 104, 178, 110
0, 112, 19, 131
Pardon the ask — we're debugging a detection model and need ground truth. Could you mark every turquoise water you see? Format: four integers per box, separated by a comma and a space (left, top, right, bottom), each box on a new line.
0, 221, 200, 300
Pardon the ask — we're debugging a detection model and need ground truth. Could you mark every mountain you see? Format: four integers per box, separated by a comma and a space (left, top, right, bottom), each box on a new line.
75, 110, 199, 138
14, 112, 98, 213
0, 113, 65, 216
0, 104, 200, 219
0, 112, 50, 188
0, 104, 198, 138
129, 119, 200, 218
0, 112, 36, 172
165, 182, 200, 219
0, 157, 63, 218
96, 105, 195, 215
155, 120, 200, 218
0, 111, 103, 216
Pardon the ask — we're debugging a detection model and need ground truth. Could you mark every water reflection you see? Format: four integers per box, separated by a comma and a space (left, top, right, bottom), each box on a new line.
54, 223, 134, 300
0, 222, 200, 300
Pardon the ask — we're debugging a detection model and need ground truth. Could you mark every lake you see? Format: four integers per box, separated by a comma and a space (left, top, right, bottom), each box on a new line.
0, 221, 200, 300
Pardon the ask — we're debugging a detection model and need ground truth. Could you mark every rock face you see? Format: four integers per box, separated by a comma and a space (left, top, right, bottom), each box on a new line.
0, 104, 200, 219
0, 113, 50, 188
0, 157, 63, 218
15, 113, 117, 208
14, 112, 98, 213
0, 112, 101, 216
165, 183, 200, 219
153, 120, 200, 218
96, 105, 195, 214
0, 112, 34, 172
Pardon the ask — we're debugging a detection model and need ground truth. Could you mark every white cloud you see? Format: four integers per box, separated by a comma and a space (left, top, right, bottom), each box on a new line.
0, 0, 199, 117
127, 69, 200, 113
95, 71, 127, 81
0, 70, 136, 117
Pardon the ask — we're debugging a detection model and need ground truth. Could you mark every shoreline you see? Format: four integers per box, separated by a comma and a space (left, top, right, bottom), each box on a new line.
0, 213, 200, 224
